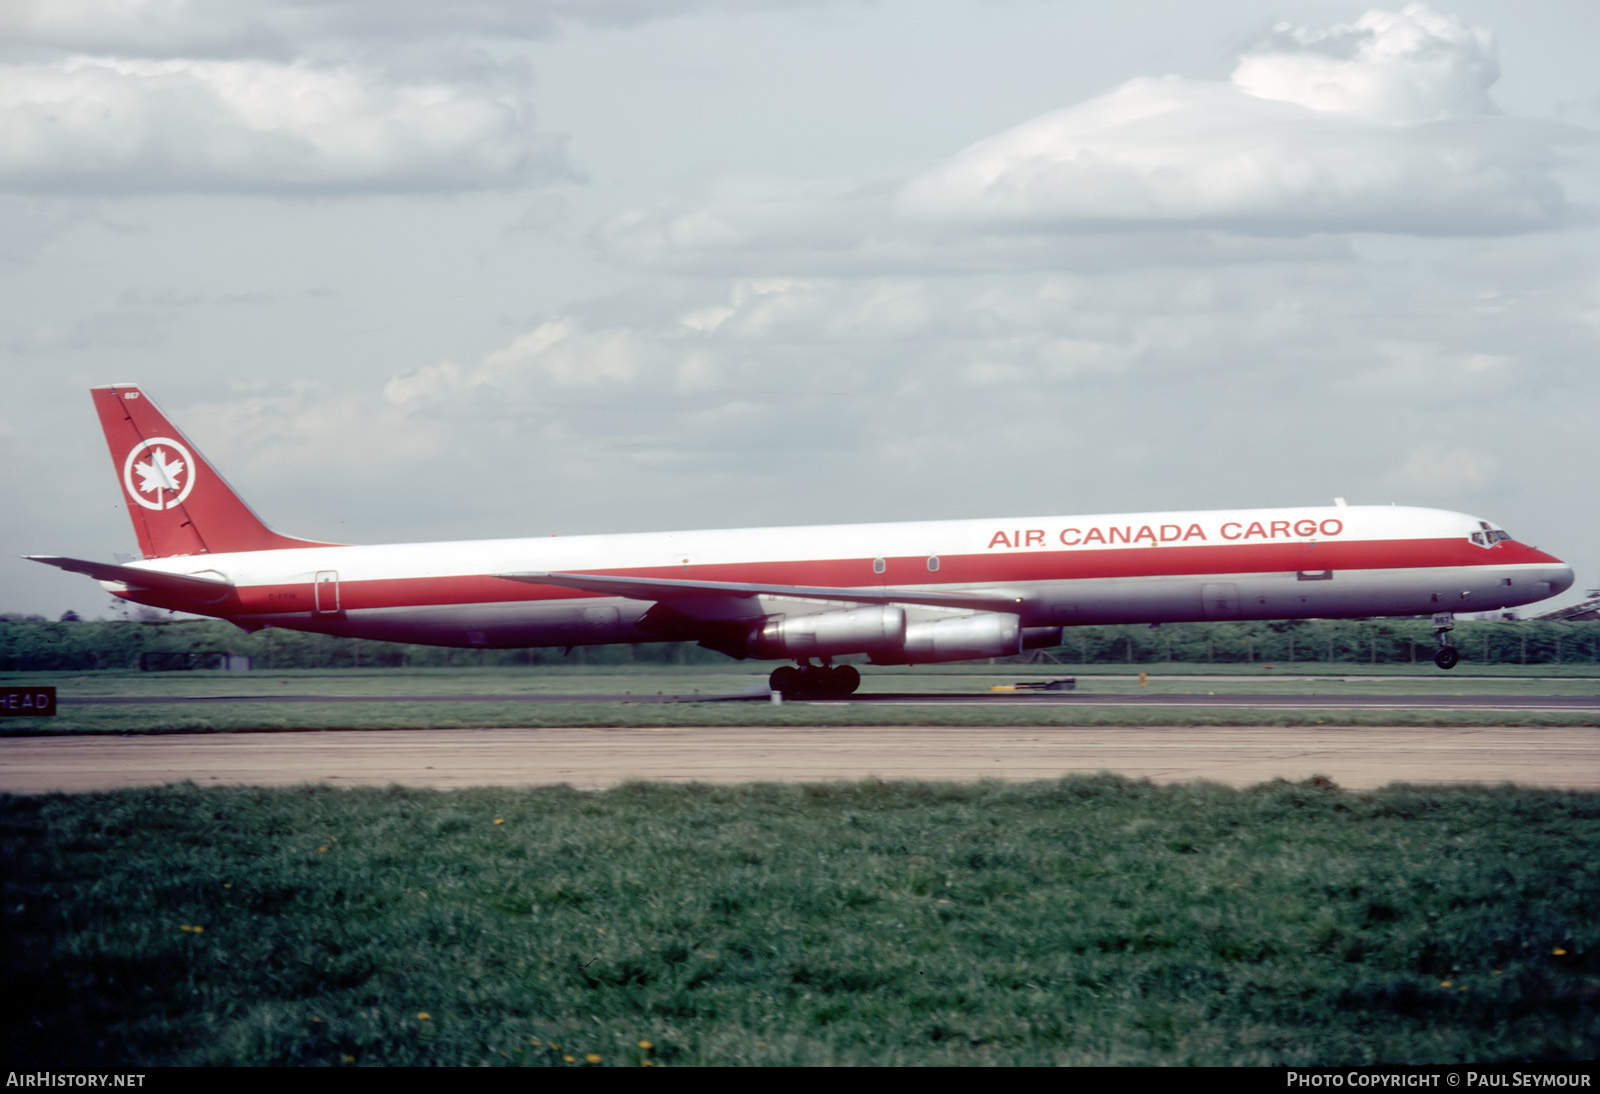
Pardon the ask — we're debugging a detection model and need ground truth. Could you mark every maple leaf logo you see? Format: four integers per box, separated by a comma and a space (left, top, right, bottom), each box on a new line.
134, 447, 185, 496
122, 438, 197, 511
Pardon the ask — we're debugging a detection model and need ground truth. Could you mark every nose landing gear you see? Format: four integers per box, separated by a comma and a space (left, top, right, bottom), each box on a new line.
1432, 612, 1460, 670
769, 661, 861, 697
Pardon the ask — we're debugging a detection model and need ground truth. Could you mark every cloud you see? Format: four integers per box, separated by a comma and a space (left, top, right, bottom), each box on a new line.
895, 4, 1575, 238
0, 0, 840, 59
596, 171, 1359, 275
1232, 3, 1499, 123
0, 54, 572, 194
0, 1, 845, 198
379, 279, 952, 456
597, 178, 866, 262
0, 0, 785, 195
598, 4, 1582, 275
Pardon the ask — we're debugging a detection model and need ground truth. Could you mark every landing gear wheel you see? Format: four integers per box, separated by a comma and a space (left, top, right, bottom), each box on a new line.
770, 665, 802, 694
829, 664, 860, 696
1431, 611, 1459, 671
770, 664, 861, 697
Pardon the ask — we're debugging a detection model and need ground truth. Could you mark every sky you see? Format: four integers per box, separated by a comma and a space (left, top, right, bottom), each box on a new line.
2, 0, 1597, 620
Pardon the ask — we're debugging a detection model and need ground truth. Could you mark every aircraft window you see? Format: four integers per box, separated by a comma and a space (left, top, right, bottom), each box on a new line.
927, 555, 940, 572
1471, 532, 1486, 546
873, 557, 886, 574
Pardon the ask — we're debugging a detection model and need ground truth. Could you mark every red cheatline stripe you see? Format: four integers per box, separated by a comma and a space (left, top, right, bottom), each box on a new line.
214, 538, 1556, 615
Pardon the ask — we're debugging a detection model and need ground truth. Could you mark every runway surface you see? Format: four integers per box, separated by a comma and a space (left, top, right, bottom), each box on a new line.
4, 725, 1597, 794
57, 690, 1600, 712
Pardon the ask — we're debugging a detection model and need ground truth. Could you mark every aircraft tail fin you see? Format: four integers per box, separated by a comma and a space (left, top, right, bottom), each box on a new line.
92, 385, 335, 558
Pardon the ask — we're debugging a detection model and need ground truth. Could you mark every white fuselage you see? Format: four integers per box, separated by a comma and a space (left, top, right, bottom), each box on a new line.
107, 504, 1575, 655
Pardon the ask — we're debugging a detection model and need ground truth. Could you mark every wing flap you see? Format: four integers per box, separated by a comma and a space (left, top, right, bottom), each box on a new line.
25, 555, 235, 603
496, 571, 1024, 613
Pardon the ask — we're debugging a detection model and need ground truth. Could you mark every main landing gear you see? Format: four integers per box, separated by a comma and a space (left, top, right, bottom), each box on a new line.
1433, 612, 1460, 670
769, 661, 861, 698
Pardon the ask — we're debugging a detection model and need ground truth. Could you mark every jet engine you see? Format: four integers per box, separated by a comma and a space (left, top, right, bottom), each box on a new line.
735, 606, 1041, 667
751, 605, 907, 659
874, 611, 1022, 664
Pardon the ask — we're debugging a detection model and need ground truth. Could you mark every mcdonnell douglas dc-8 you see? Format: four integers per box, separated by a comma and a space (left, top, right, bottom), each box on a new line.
26, 385, 1575, 695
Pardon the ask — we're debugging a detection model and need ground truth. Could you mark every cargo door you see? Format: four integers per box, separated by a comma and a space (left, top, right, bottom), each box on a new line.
1297, 536, 1334, 583
313, 570, 340, 614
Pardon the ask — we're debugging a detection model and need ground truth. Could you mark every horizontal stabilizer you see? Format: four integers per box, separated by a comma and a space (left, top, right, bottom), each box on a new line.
497, 571, 1024, 613
24, 556, 235, 604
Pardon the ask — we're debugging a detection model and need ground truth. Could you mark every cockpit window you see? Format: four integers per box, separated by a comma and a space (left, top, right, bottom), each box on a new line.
1471, 529, 1512, 547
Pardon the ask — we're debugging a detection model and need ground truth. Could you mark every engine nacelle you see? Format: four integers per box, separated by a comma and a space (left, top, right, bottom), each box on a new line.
752, 605, 907, 659
874, 611, 1022, 665
1022, 626, 1063, 649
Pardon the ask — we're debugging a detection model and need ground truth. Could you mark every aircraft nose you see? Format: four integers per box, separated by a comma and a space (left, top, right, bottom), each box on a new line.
1549, 564, 1576, 597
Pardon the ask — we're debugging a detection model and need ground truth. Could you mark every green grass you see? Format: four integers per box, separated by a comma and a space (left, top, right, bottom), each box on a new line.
4, 777, 1597, 1066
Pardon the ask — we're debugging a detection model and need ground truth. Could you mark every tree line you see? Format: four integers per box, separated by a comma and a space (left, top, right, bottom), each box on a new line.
1, 615, 1596, 672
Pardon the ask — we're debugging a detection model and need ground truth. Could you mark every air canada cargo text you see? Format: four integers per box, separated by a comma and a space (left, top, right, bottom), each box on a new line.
988, 518, 1347, 550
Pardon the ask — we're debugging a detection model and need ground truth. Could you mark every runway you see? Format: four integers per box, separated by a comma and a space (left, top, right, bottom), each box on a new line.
4, 724, 1597, 794
57, 689, 1600, 712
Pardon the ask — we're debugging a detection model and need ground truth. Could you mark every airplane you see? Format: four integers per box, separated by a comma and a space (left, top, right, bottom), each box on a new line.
25, 384, 1576, 695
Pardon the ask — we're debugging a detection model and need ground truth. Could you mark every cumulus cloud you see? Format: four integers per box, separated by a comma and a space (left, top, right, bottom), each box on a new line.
1232, 3, 1499, 123
598, 4, 1580, 273
895, 5, 1572, 237
370, 288, 909, 525
0, 0, 837, 59
358, 260, 1552, 535
894, 80, 1569, 237
0, 1, 714, 194
0, 55, 571, 194
596, 171, 1360, 275
376, 271, 1292, 471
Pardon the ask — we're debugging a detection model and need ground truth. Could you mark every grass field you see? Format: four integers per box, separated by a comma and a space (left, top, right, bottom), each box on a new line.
2, 665, 1597, 735
4, 776, 1597, 1066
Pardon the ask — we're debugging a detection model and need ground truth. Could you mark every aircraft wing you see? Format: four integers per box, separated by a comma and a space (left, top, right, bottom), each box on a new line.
496, 571, 1024, 613
25, 556, 235, 604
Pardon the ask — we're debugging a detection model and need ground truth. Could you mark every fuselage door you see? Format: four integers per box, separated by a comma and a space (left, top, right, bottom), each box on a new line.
314, 571, 340, 614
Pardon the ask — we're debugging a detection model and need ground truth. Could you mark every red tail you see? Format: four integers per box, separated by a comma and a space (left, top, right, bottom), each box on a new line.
92, 385, 335, 558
